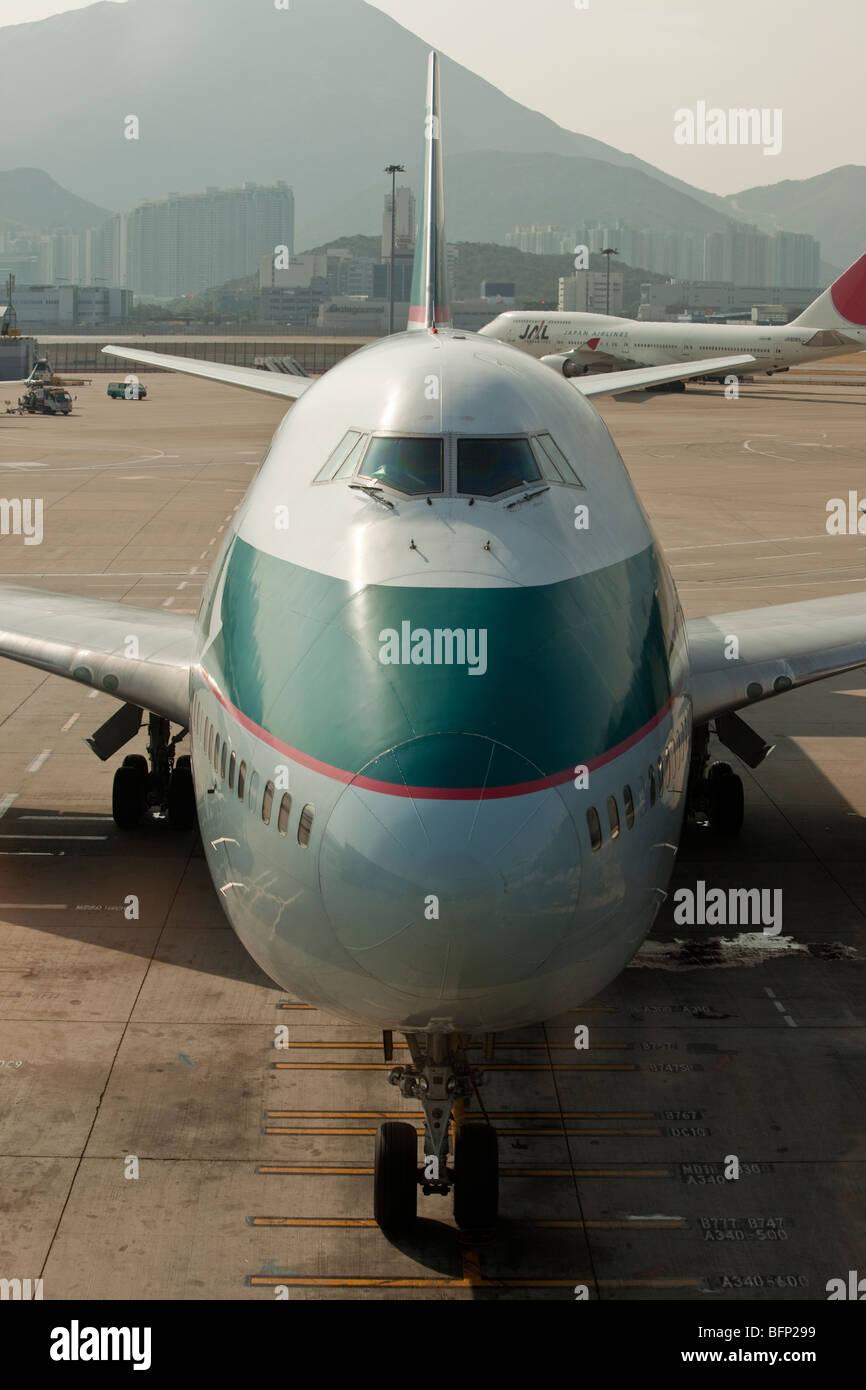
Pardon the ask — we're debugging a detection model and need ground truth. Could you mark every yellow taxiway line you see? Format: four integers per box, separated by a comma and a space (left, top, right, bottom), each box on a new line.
256, 1165, 673, 1178
265, 1110, 657, 1120
272, 1063, 637, 1072
249, 1216, 686, 1230
264, 1126, 661, 1137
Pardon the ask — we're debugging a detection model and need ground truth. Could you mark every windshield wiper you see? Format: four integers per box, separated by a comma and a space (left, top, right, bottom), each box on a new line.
348, 482, 395, 510
506, 486, 550, 510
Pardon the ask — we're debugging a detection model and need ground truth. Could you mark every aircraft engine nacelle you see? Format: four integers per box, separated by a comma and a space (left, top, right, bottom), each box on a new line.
539, 353, 589, 379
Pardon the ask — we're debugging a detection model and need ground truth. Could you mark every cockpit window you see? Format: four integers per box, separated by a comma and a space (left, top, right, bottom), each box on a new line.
531, 433, 584, 487
359, 436, 443, 495
457, 437, 541, 497
314, 429, 369, 483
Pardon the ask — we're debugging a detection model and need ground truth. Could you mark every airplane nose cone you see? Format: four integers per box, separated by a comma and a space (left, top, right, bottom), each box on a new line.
319, 734, 580, 1000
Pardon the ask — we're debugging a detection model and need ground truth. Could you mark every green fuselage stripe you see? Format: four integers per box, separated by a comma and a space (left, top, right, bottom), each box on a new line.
199, 537, 680, 791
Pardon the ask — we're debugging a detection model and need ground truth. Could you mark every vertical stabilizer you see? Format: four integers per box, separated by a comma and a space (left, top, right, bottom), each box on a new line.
407, 52, 452, 332
789, 251, 866, 330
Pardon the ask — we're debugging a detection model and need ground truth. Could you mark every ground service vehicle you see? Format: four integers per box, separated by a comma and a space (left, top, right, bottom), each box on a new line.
107, 381, 147, 399
18, 383, 72, 414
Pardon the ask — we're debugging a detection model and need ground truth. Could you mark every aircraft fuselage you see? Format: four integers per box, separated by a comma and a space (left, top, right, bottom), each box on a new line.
480, 312, 866, 374
189, 329, 691, 1033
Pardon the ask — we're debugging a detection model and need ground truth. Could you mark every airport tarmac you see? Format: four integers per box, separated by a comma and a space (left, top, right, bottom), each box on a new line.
0, 367, 863, 1301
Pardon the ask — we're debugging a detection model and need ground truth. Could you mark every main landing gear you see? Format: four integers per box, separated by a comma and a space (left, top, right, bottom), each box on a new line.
687, 724, 744, 836
111, 712, 193, 831
374, 1032, 499, 1238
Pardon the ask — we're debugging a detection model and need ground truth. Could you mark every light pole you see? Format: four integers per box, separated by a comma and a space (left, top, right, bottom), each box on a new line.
601, 246, 620, 316
385, 163, 405, 335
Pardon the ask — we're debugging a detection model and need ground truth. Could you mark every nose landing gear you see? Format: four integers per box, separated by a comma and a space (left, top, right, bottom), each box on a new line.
375, 1032, 499, 1237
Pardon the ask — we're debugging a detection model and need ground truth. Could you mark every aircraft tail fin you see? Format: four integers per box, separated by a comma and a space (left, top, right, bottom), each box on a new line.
789, 251, 866, 331
407, 52, 452, 332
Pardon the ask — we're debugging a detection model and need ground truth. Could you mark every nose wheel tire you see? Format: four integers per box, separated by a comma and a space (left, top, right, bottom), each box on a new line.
707, 763, 744, 837
374, 1121, 418, 1236
112, 762, 147, 829
453, 1124, 499, 1232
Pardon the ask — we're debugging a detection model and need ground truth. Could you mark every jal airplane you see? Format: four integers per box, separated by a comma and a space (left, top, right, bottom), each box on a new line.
2, 55, 866, 1237
479, 256, 866, 386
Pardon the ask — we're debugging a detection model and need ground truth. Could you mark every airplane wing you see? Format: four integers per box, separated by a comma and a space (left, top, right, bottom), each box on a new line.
102, 345, 315, 400
574, 355, 755, 398
0, 586, 193, 725
687, 591, 866, 726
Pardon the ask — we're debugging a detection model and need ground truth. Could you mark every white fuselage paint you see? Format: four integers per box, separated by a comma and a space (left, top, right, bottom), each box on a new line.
479, 312, 866, 375
187, 330, 692, 1033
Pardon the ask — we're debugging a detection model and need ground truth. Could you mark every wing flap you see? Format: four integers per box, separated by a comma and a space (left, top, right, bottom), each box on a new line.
0, 585, 193, 725
102, 345, 314, 400
687, 591, 866, 725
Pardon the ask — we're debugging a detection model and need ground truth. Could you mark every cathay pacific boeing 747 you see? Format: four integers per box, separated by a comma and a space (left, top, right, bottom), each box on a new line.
2, 56, 866, 1237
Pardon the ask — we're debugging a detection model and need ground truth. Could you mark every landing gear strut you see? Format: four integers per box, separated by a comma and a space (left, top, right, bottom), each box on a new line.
111, 712, 192, 830
376, 1033, 498, 1236
687, 725, 744, 836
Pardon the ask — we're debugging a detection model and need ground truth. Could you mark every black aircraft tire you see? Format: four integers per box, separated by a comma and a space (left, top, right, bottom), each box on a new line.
374, 1121, 417, 1235
167, 764, 196, 831
112, 765, 146, 830
708, 766, 744, 837
453, 1124, 499, 1232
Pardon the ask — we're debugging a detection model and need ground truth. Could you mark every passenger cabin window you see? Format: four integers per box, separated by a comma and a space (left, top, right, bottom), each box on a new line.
608, 796, 620, 840
587, 807, 602, 852
359, 436, 443, 495
220, 743, 227, 781
457, 437, 540, 497
298, 804, 315, 848
248, 771, 260, 812
314, 429, 368, 483
530, 433, 584, 487
262, 781, 275, 825
623, 785, 635, 829
277, 794, 292, 836
214, 734, 221, 770
228, 751, 236, 790
237, 761, 247, 799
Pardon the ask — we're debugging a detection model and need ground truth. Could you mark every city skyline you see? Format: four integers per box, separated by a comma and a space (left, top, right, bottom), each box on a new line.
0, 0, 860, 196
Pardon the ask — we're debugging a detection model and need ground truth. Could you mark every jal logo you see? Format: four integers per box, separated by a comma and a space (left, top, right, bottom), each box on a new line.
518, 322, 550, 342
826, 1270, 866, 1300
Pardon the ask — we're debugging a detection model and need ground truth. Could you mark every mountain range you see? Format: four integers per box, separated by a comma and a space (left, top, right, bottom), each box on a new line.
0, 167, 109, 235
0, 0, 860, 269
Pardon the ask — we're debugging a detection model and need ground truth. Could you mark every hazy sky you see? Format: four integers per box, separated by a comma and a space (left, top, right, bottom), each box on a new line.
0, 0, 861, 194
